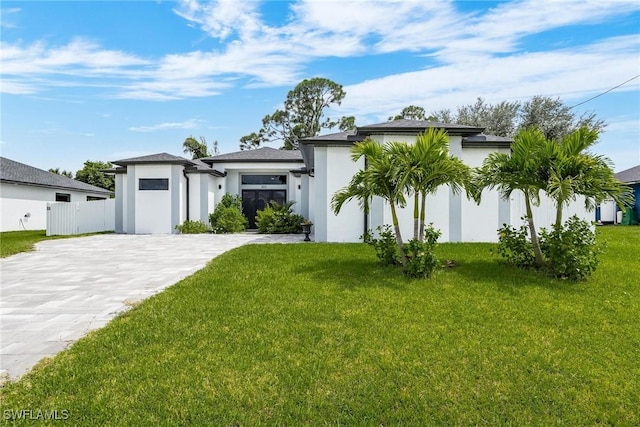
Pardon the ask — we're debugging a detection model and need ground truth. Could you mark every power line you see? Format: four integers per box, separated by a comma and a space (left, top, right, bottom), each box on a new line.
569, 74, 640, 109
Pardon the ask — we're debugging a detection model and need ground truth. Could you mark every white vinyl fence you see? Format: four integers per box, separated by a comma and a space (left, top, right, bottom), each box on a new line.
46, 199, 115, 236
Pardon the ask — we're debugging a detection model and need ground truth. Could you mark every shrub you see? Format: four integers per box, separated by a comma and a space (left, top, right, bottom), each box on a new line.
209, 194, 247, 234
403, 225, 441, 278
496, 222, 537, 269
175, 220, 209, 234
539, 216, 602, 281
362, 225, 401, 266
255, 201, 305, 234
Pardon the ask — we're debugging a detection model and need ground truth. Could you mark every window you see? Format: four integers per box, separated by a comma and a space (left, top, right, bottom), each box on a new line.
87, 196, 106, 201
241, 175, 287, 185
55, 193, 71, 202
139, 178, 169, 190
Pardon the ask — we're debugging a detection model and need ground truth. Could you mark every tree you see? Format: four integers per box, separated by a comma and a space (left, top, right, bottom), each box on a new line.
337, 115, 356, 131
545, 127, 632, 228
401, 128, 471, 241
240, 78, 346, 150
473, 128, 549, 266
183, 136, 212, 159
332, 139, 408, 261
388, 105, 428, 121
49, 168, 73, 178
75, 160, 115, 192
519, 96, 606, 141
430, 96, 605, 139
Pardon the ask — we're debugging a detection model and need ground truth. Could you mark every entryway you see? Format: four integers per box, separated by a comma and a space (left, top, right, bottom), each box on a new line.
242, 190, 286, 229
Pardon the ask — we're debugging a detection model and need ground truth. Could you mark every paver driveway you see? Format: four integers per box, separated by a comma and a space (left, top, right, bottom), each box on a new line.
0, 233, 303, 380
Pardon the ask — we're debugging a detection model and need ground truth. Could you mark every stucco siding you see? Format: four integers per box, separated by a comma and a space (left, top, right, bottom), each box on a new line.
134, 164, 173, 234
0, 182, 110, 232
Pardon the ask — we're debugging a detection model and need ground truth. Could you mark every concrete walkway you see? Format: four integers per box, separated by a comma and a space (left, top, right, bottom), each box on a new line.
0, 233, 305, 381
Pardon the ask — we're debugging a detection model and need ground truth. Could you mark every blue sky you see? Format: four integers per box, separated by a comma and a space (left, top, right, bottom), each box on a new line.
1, 0, 639, 174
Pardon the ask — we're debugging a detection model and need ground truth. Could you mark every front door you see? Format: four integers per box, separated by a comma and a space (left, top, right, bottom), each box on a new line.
242, 190, 286, 229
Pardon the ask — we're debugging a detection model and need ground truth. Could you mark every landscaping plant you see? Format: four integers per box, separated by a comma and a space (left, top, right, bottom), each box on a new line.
208, 194, 247, 233
175, 220, 209, 234
255, 200, 305, 234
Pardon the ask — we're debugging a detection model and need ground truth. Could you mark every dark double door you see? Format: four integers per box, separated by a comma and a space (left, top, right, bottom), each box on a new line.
242, 190, 286, 229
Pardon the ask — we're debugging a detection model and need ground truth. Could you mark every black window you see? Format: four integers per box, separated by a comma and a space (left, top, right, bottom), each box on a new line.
55, 193, 71, 202
139, 178, 169, 190
241, 175, 287, 185
87, 196, 106, 201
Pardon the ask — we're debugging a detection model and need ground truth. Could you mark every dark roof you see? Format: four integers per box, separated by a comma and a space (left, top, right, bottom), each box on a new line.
0, 157, 112, 195
113, 152, 196, 166
201, 147, 303, 163
299, 130, 364, 145
357, 119, 485, 136
615, 165, 640, 184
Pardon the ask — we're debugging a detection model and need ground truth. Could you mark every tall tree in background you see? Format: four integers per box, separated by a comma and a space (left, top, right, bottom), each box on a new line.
430, 96, 605, 139
183, 136, 213, 159
337, 115, 356, 131
48, 168, 73, 178
519, 96, 606, 141
240, 78, 347, 150
75, 160, 115, 192
388, 105, 429, 121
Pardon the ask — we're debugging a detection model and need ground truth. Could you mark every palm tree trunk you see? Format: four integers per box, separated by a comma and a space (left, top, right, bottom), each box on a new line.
524, 192, 544, 267
413, 193, 419, 240
419, 191, 427, 242
390, 202, 406, 264
555, 204, 563, 229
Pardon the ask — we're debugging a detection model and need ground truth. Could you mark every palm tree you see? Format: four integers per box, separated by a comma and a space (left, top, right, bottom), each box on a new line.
404, 128, 471, 241
473, 127, 548, 266
546, 127, 633, 228
332, 139, 408, 260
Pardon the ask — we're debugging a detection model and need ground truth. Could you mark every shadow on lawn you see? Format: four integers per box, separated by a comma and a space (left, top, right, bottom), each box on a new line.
293, 258, 408, 290
447, 258, 585, 295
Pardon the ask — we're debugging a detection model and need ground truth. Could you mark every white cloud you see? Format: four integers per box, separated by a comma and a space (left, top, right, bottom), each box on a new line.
129, 119, 203, 132
334, 35, 640, 120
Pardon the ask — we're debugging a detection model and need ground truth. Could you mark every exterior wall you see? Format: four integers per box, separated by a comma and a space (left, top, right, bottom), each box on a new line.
0, 182, 109, 232
314, 145, 364, 242
460, 145, 511, 242
510, 192, 591, 231
132, 164, 175, 234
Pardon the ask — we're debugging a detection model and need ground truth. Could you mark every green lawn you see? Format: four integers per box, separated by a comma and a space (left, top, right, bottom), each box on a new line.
1, 226, 638, 425
0, 230, 111, 258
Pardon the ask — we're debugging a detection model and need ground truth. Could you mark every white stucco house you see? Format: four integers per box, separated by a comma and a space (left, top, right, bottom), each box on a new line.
0, 157, 113, 232
110, 119, 591, 241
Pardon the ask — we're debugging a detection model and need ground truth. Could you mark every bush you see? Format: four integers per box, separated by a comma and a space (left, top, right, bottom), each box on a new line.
403, 225, 441, 278
209, 194, 247, 234
539, 216, 602, 281
175, 220, 209, 234
255, 201, 305, 234
362, 225, 401, 266
496, 222, 537, 269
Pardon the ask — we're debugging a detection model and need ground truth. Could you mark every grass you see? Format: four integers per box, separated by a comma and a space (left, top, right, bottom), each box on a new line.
0, 230, 111, 258
1, 226, 638, 425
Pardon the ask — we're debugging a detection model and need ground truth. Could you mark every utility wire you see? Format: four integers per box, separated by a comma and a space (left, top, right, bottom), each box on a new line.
569, 74, 640, 109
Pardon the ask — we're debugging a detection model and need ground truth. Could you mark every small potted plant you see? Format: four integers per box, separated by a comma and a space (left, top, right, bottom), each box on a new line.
301, 220, 313, 241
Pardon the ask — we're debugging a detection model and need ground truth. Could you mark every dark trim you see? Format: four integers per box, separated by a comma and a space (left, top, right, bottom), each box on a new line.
357, 126, 484, 137
205, 158, 304, 163
183, 170, 190, 221
462, 141, 512, 149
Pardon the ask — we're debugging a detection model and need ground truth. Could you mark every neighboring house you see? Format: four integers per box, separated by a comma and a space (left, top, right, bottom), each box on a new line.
0, 157, 113, 232
110, 119, 591, 241
109, 148, 304, 234
615, 165, 640, 220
